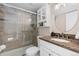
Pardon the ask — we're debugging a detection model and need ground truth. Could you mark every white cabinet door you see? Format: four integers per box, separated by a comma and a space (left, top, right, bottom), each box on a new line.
37, 4, 52, 27
40, 46, 59, 56
40, 47, 50, 56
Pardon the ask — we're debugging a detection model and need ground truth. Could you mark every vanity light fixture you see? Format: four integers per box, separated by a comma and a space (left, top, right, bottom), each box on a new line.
55, 3, 66, 10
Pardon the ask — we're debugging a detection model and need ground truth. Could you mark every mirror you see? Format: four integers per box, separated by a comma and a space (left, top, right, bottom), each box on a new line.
55, 14, 66, 32
55, 10, 78, 32
66, 10, 78, 31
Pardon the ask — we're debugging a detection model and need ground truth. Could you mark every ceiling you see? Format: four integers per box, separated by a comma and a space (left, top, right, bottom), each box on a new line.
6, 3, 45, 12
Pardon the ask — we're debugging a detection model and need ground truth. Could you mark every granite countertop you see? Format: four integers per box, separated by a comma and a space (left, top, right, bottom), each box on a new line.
39, 36, 79, 53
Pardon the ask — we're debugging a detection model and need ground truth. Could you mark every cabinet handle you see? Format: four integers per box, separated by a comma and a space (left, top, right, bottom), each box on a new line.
49, 54, 51, 56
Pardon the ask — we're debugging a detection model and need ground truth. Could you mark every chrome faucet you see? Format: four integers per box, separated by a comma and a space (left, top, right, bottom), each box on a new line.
61, 33, 64, 39
60, 33, 68, 39
57, 33, 60, 38
58, 33, 64, 39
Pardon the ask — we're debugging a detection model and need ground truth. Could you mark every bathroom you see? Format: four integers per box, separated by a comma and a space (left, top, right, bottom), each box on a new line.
0, 3, 79, 56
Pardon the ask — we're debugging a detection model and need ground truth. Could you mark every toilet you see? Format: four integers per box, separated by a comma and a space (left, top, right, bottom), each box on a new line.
25, 46, 39, 56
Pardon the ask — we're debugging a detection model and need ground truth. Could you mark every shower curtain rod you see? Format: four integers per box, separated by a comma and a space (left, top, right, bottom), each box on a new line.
3, 4, 37, 15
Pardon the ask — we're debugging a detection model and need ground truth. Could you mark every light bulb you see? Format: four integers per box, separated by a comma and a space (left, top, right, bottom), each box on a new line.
55, 3, 66, 10
55, 4, 60, 10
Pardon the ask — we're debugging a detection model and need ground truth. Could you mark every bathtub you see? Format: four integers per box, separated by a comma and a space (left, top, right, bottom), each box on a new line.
0, 45, 33, 56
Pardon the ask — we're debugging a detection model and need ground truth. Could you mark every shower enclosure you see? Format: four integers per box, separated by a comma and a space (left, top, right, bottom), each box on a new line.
0, 4, 37, 53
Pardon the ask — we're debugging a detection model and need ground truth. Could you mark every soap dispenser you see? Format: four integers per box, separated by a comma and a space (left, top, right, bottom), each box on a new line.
75, 32, 79, 39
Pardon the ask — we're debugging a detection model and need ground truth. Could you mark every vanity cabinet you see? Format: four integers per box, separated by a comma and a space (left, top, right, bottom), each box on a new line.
38, 38, 59, 56
38, 38, 79, 56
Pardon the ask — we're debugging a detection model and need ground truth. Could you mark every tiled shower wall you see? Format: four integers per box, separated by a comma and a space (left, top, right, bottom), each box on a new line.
0, 4, 37, 52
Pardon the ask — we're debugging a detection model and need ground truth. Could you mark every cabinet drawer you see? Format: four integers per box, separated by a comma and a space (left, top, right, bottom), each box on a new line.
38, 39, 79, 56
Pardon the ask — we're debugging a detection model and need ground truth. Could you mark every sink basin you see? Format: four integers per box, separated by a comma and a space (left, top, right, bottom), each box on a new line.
51, 38, 70, 43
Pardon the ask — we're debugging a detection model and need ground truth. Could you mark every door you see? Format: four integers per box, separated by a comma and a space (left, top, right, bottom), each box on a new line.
40, 47, 51, 56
